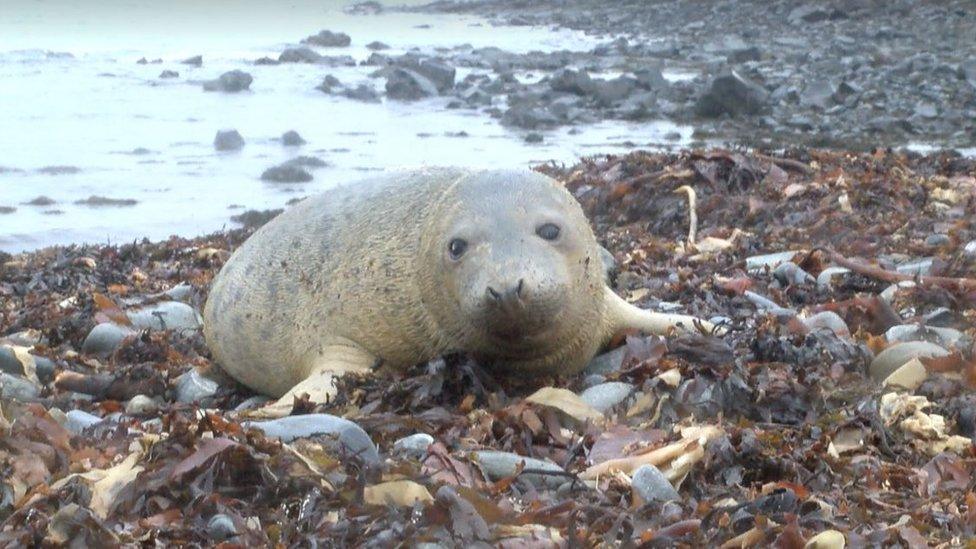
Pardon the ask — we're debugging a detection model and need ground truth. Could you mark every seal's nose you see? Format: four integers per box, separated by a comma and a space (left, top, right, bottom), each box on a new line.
486, 278, 525, 312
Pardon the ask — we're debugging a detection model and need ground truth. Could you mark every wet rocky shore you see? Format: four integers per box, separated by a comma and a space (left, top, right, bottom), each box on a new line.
2, 148, 974, 545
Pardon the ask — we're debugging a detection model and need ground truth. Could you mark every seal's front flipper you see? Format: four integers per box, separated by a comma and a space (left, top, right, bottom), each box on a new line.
246, 345, 376, 419
603, 286, 724, 337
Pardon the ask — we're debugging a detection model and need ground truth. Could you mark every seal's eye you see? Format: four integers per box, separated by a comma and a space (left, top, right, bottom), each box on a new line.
448, 238, 468, 260
536, 223, 560, 241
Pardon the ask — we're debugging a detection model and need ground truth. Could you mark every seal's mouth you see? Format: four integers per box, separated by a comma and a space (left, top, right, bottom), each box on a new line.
486, 321, 554, 347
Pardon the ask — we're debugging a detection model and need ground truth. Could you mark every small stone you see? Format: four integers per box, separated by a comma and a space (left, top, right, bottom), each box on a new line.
127, 301, 202, 332
33, 356, 55, 381
125, 394, 159, 415
882, 358, 928, 390
805, 529, 846, 549
472, 451, 566, 488
0, 347, 24, 376
631, 464, 680, 503
0, 373, 40, 401
696, 69, 769, 117
894, 258, 933, 276
578, 382, 634, 413
869, 341, 949, 381
802, 312, 850, 337
583, 345, 628, 376
213, 129, 244, 151
524, 132, 544, 144
207, 514, 238, 541
746, 251, 802, 272
234, 395, 271, 411
175, 370, 219, 403
65, 410, 104, 434
816, 267, 851, 288
925, 234, 950, 247
773, 262, 814, 286
281, 130, 305, 146
392, 433, 434, 459
81, 323, 135, 356
244, 414, 379, 465
885, 324, 963, 347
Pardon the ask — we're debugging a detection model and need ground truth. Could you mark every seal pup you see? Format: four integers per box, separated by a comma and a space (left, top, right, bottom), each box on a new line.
204, 168, 716, 416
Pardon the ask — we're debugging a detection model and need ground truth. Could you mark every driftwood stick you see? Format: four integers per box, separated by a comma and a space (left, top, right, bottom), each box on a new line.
828, 250, 976, 292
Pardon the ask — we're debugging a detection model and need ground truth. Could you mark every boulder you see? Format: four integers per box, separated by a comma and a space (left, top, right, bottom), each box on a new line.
213, 129, 244, 151
302, 30, 351, 47
696, 70, 768, 117
202, 70, 252, 93
385, 68, 438, 100
279, 47, 323, 64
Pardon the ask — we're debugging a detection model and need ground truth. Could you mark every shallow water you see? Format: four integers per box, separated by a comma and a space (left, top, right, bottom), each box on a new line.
0, 0, 692, 253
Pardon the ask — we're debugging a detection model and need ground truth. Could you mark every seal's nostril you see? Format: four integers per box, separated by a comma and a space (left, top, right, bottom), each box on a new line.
515, 278, 525, 299
486, 286, 502, 301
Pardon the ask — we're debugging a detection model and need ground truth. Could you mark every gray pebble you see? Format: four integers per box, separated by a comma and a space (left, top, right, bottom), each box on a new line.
233, 395, 272, 411
0, 373, 40, 401
816, 266, 851, 289
925, 234, 950, 247
869, 341, 949, 381
213, 129, 244, 151
578, 382, 634, 413
773, 262, 814, 286
244, 414, 379, 465
33, 356, 55, 381
125, 394, 159, 415
802, 311, 850, 336
471, 450, 566, 488
161, 283, 193, 302
583, 345, 628, 376
746, 250, 801, 272
886, 324, 963, 347
65, 409, 104, 434
0, 347, 24, 376
128, 301, 202, 332
631, 464, 680, 503
175, 369, 219, 403
895, 258, 933, 276
392, 433, 434, 459
207, 514, 238, 541
81, 323, 135, 356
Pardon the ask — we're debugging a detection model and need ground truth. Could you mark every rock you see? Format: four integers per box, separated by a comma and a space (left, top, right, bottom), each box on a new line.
773, 262, 814, 286
34, 356, 55, 381
0, 347, 24, 376
816, 267, 851, 288
181, 55, 203, 67
591, 76, 639, 106
230, 209, 283, 228
316, 75, 342, 93
392, 433, 434, 459
303, 30, 351, 48
583, 345, 628, 376
385, 68, 439, 100
788, 6, 835, 24
416, 59, 456, 93
883, 358, 928, 390
281, 156, 328, 169
925, 234, 950, 247
75, 195, 137, 207
175, 369, 219, 403
550, 68, 594, 95
895, 258, 933, 276
869, 341, 949, 381
965, 240, 976, 257
886, 325, 963, 347
696, 70, 768, 118
203, 70, 252, 93
524, 132, 543, 144
578, 382, 634, 413
65, 410, 104, 434
81, 323, 135, 356
127, 301, 202, 332
279, 47, 323, 64
125, 394, 159, 415
366, 41, 389, 51
234, 395, 271, 411
728, 46, 761, 63
261, 164, 313, 183
634, 67, 668, 90
207, 514, 238, 541
0, 373, 40, 401
631, 464, 680, 503
803, 312, 850, 337
472, 451, 566, 488
253, 56, 279, 66
341, 83, 381, 102
746, 251, 801, 272
245, 414, 379, 464
213, 129, 244, 151
501, 104, 559, 129
281, 130, 305, 146
805, 530, 846, 549
159, 70, 179, 79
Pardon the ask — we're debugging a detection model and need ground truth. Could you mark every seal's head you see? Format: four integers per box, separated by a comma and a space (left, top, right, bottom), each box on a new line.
419, 169, 606, 369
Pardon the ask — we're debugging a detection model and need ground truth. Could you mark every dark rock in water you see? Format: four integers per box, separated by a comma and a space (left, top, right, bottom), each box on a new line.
281, 130, 305, 146
322, 55, 357, 67
696, 70, 768, 118
347, 1, 383, 15
0, 206, 15, 214
74, 196, 138, 207
137, 57, 148, 65
213, 129, 245, 151
364, 52, 391, 66
591, 76, 638, 106
231, 208, 283, 228
0, 166, 24, 174
316, 75, 342, 93
302, 29, 351, 47
159, 70, 179, 79
550, 68, 595, 95
366, 41, 389, 51
788, 5, 839, 24
22, 196, 56, 206
281, 156, 328, 169
728, 46, 761, 63
279, 47, 323, 64
385, 68, 439, 100
203, 70, 253, 93
261, 164, 313, 183
502, 104, 559, 129
341, 83, 381, 102
634, 67, 668, 90
38, 165, 81, 175
181, 55, 203, 67
525, 132, 543, 143
245, 414, 380, 465
416, 59, 456, 92
253, 57, 280, 66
